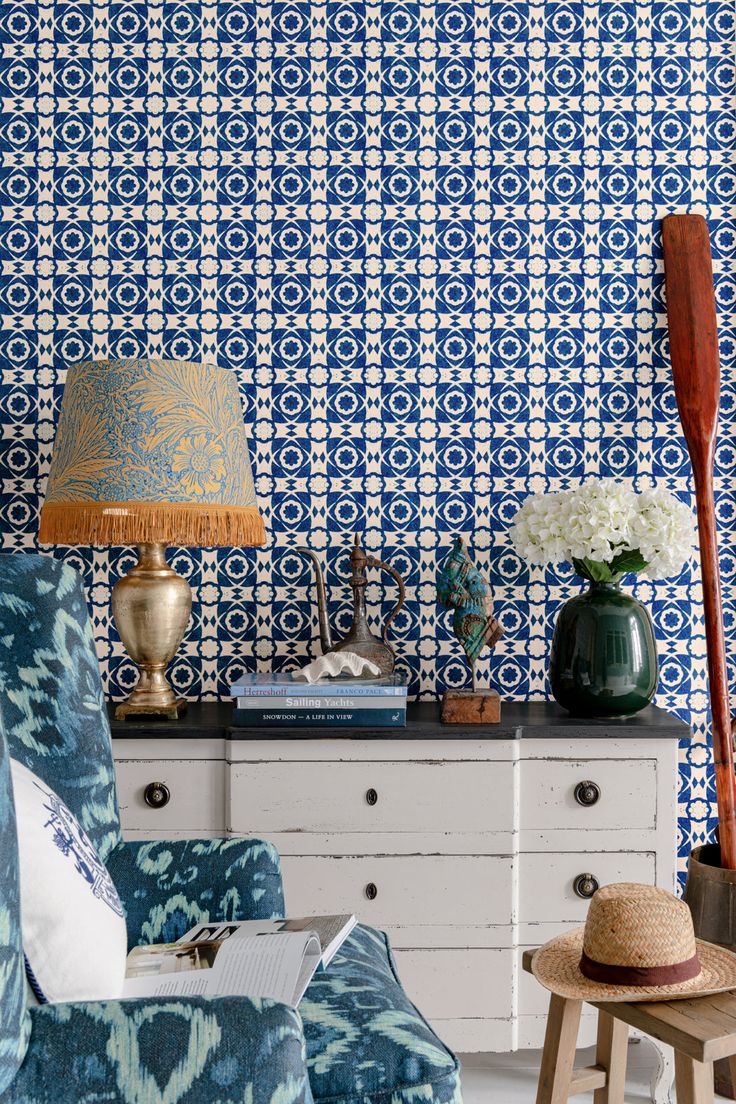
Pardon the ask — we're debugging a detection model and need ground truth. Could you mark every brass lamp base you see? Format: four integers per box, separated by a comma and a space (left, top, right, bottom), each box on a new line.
114, 688, 187, 722
112, 543, 191, 721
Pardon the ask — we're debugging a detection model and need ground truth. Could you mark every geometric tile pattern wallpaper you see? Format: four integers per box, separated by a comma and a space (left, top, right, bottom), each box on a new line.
1, 0, 734, 873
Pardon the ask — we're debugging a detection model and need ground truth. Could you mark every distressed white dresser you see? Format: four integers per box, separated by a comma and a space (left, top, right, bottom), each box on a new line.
110, 701, 687, 1054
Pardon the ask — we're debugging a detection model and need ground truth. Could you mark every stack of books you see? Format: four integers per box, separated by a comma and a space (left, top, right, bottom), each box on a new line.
231, 673, 408, 727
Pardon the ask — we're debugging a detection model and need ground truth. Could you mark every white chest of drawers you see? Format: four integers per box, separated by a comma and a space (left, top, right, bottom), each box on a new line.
111, 701, 686, 1053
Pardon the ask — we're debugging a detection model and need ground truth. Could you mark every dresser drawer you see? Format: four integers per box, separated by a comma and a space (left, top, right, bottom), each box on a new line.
281, 854, 513, 929
230, 760, 514, 834
392, 949, 514, 1020
521, 759, 656, 831
116, 760, 226, 834
519, 851, 655, 926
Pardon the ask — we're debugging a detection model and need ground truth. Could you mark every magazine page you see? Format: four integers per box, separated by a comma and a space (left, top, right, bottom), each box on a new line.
293, 942, 323, 1004
178, 914, 356, 969
281, 914, 356, 967
123, 931, 321, 1006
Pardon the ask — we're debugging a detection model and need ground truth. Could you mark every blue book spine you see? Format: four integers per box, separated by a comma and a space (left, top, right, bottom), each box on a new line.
236, 694, 407, 711
232, 708, 406, 728
231, 681, 407, 697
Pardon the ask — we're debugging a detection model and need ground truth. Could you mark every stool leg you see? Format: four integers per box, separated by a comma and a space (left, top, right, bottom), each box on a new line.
535, 994, 582, 1104
674, 1052, 714, 1104
714, 1056, 736, 1098
594, 1011, 628, 1104
646, 1036, 674, 1104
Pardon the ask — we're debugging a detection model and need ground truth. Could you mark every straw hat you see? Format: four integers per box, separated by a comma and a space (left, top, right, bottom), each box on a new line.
532, 883, 736, 1002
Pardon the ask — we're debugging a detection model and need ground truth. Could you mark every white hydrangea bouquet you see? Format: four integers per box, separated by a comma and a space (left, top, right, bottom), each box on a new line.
509, 478, 695, 717
510, 477, 695, 583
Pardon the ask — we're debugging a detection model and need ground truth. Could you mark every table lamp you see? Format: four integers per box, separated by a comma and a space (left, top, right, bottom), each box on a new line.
39, 358, 265, 720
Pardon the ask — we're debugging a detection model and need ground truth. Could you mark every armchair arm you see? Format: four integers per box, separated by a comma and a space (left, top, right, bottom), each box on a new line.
8, 995, 312, 1104
107, 837, 285, 948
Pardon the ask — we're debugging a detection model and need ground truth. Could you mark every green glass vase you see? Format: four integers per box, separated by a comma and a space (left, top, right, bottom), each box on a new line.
549, 580, 658, 717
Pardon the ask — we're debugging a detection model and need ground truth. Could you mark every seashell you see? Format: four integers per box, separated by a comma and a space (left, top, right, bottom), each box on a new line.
299, 651, 382, 684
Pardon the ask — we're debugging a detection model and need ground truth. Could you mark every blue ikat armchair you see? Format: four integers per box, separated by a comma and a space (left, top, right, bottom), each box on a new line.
0, 553, 462, 1104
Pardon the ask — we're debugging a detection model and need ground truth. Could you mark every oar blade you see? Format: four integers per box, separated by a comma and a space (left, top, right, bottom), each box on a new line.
662, 213, 720, 459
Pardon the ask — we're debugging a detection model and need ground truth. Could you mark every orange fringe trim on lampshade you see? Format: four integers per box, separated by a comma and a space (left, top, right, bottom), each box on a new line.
39, 501, 266, 548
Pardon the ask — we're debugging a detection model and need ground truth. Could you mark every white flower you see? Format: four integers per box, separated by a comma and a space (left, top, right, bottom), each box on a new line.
509, 478, 695, 581
630, 488, 696, 579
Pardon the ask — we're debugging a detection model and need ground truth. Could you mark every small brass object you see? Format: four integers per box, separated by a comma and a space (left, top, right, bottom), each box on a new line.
574, 780, 601, 807
143, 782, 171, 808
112, 543, 191, 720
573, 873, 600, 900
298, 533, 406, 676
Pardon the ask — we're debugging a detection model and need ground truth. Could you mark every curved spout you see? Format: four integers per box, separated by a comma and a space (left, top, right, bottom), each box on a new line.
296, 547, 334, 653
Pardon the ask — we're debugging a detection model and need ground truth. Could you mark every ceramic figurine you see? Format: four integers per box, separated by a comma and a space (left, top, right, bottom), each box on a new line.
437, 536, 503, 723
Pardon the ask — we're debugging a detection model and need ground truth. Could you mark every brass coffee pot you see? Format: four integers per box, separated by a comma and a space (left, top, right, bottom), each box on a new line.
297, 534, 406, 675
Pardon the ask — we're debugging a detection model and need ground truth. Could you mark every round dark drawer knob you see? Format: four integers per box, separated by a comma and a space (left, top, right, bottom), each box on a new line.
574, 780, 601, 807
366, 788, 378, 806
144, 782, 170, 809
573, 873, 599, 899
365, 882, 378, 900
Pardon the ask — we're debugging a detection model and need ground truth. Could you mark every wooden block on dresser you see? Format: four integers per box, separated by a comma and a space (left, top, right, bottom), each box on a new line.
440, 689, 501, 724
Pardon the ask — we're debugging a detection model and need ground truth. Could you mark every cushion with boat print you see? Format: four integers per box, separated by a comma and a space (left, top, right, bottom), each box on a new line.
10, 758, 127, 1003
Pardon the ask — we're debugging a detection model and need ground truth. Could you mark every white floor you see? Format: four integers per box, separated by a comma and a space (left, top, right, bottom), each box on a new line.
458, 1042, 729, 1102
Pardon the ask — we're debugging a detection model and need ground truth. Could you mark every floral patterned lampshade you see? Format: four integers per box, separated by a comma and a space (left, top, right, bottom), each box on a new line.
39, 358, 265, 548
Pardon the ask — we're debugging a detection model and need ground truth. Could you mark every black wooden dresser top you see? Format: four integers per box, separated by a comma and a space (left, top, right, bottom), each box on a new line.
108, 700, 691, 741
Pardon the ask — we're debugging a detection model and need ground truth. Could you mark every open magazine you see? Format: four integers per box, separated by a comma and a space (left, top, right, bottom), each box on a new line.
123, 914, 357, 1007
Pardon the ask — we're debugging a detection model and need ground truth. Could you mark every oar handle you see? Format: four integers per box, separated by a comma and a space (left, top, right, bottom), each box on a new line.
693, 468, 736, 814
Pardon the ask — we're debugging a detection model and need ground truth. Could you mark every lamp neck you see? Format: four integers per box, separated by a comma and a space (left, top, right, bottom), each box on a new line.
136, 543, 168, 571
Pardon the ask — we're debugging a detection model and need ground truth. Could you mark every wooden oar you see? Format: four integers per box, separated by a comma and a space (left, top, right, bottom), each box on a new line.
662, 213, 736, 870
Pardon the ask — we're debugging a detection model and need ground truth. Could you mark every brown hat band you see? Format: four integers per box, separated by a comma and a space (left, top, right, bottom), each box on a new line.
579, 950, 701, 987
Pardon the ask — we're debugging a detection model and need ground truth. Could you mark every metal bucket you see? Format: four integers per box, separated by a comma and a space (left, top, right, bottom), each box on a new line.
684, 844, 736, 1096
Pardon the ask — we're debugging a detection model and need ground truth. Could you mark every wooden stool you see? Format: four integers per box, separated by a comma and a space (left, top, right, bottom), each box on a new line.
524, 948, 736, 1104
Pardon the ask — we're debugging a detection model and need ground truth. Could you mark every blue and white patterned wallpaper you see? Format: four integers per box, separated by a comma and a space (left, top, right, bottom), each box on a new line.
1, 0, 735, 866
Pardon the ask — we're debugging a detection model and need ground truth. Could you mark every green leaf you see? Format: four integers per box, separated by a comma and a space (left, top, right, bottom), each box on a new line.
571, 557, 615, 583
608, 549, 649, 577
